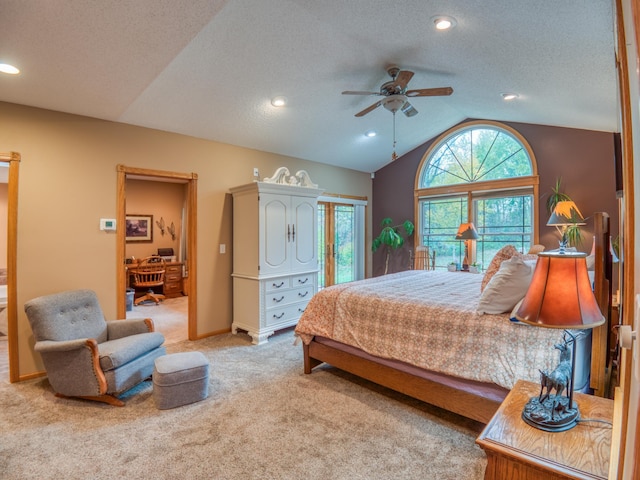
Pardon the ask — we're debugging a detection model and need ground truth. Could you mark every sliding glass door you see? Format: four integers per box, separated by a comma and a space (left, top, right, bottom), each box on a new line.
318, 200, 365, 289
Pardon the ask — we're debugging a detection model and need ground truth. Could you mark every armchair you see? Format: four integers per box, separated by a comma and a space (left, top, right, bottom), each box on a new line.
24, 289, 166, 406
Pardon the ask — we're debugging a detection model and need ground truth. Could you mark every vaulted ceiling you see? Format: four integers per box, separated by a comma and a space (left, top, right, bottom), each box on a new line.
0, 0, 618, 172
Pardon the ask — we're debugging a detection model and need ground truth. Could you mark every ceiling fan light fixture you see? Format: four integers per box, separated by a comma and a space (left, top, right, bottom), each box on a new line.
502, 93, 519, 101
0, 63, 20, 75
271, 96, 287, 107
382, 95, 408, 113
432, 16, 457, 30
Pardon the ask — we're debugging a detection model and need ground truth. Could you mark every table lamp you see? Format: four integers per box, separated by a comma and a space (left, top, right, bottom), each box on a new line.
455, 222, 479, 271
514, 251, 605, 432
547, 201, 586, 253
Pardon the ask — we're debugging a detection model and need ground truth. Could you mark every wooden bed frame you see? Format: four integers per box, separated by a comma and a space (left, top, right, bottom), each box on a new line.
303, 212, 613, 424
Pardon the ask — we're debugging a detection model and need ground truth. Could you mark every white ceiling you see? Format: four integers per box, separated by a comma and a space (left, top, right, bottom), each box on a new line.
0, 0, 618, 173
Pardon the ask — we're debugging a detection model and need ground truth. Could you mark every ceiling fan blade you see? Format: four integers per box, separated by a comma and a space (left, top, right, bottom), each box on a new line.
355, 101, 382, 117
395, 70, 414, 89
342, 90, 381, 96
405, 87, 454, 97
401, 102, 418, 117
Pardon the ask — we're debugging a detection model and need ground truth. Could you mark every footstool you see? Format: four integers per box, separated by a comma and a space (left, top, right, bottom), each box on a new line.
153, 351, 209, 409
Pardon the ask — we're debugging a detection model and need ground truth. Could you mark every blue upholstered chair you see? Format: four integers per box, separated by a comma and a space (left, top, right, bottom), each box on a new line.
24, 289, 166, 406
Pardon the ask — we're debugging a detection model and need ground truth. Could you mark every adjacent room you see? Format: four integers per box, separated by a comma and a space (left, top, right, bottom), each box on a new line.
1, 1, 639, 479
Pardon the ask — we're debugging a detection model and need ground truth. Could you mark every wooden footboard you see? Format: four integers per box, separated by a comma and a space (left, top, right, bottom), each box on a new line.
304, 340, 503, 424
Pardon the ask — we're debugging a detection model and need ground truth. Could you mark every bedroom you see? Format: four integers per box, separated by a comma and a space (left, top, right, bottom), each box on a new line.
0, 1, 639, 478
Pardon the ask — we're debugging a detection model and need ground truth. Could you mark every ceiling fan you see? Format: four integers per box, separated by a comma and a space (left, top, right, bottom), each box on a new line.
342, 65, 453, 117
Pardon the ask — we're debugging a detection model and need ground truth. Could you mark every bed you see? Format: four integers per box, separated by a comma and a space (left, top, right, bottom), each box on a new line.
295, 212, 612, 424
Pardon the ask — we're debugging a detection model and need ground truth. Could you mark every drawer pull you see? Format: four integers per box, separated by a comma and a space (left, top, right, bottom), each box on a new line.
298, 291, 309, 298
272, 296, 285, 303
273, 312, 285, 319
298, 308, 306, 313
272, 281, 285, 288
298, 278, 309, 284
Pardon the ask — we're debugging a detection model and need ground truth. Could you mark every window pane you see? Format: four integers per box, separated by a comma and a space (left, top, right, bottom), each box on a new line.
419, 197, 468, 268
334, 205, 355, 284
420, 126, 533, 188
474, 195, 533, 267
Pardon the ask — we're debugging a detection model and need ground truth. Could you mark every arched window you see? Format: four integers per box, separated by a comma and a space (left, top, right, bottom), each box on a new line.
414, 121, 539, 269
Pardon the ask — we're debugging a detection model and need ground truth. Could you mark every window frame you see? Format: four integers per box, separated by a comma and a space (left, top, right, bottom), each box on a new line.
414, 120, 540, 264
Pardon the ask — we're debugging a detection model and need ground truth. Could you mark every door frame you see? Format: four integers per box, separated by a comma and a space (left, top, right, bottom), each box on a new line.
318, 194, 367, 288
1, 151, 19, 382
116, 165, 198, 340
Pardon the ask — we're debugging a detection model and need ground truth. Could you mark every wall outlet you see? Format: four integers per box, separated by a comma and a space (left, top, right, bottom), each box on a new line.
220, 244, 226, 254
253, 167, 259, 178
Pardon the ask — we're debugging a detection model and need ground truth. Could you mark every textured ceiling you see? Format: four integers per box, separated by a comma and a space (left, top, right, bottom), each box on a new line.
0, 0, 618, 173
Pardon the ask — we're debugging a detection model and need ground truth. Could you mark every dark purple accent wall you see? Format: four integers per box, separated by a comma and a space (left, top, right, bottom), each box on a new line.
372, 119, 618, 277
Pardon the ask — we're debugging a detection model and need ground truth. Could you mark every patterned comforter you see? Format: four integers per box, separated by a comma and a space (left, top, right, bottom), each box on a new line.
295, 270, 568, 390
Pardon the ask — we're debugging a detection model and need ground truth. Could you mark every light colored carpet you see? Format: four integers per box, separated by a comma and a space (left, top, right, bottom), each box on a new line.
0, 329, 487, 479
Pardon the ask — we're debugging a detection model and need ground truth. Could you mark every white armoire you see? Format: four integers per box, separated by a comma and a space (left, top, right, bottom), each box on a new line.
230, 169, 322, 344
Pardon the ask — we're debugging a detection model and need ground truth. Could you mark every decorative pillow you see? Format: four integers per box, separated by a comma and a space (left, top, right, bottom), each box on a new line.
477, 256, 534, 315
480, 245, 520, 292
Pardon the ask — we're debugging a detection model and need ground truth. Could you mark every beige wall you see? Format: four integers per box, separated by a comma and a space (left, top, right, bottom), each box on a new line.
0, 101, 372, 378
125, 179, 186, 260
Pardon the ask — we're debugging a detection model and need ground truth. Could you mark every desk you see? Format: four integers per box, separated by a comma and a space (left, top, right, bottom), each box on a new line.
476, 380, 613, 480
127, 262, 183, 298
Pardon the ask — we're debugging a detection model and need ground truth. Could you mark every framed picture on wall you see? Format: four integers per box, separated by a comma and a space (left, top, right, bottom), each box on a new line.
126, 214, 153, 242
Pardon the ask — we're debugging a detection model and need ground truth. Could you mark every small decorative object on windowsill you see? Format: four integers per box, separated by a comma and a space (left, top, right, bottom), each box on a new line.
455, 222, 479, 271
547, 200, 586, 253
514, 251, 605, 432
447, 262, 457, 272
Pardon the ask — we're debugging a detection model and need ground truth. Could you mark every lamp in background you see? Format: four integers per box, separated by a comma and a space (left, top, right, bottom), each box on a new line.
515, 251, 605, 432
547, 201, 586, 252
455, 222, 479, 271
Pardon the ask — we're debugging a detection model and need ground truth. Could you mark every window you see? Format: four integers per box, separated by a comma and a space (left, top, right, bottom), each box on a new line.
415, 121, 539, 268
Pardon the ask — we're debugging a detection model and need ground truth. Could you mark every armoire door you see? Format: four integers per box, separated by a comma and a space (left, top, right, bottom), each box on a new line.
290, 195, 318, 273
261, 193, 289, 275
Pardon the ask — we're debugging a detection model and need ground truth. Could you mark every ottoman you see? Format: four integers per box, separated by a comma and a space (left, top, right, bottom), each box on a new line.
153, 351, 209, 409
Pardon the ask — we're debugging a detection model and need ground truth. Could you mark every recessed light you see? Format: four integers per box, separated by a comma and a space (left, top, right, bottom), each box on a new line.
271, 96, 287, 107
365, 130, 377, 138
502, 93, 519, 101
432, 16, 457, 30
0, 63, 20, 75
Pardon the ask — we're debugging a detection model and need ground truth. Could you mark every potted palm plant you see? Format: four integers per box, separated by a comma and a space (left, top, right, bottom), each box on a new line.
372, 217, 415, 274
547, 177, 583, 247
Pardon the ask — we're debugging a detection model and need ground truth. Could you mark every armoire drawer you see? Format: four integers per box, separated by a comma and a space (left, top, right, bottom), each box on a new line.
266, 300, 310, 326
265, 285, 314, 307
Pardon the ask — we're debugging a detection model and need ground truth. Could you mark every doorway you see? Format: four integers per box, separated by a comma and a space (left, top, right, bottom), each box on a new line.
116, 165, 197, 340
318, 196, 366, 289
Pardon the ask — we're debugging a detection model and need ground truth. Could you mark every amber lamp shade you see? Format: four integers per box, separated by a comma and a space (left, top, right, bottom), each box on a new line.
455, 223, 479, 270
515, 252, 604, 329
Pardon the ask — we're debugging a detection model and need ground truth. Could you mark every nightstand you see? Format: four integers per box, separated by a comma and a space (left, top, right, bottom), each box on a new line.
476, 380, 613, 480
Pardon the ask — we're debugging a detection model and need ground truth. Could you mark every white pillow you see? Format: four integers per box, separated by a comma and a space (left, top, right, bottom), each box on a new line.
477, 256, 534, 315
